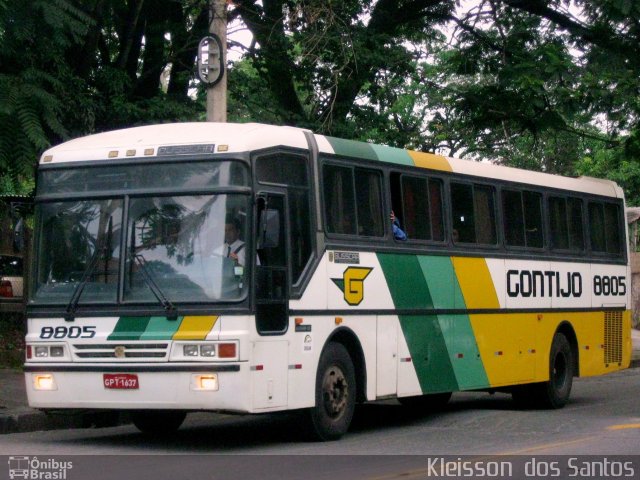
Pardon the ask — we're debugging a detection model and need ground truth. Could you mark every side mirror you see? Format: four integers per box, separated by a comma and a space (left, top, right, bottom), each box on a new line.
257, 209, 280, 249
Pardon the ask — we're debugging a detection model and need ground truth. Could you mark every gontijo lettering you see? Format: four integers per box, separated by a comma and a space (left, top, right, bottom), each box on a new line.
507, 270, 582, 298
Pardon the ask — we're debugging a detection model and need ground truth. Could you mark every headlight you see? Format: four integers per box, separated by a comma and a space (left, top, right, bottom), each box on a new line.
35, 346, 49, 358
50, 346, 64, 357
183, 345, 199, 356
200, 345, 216, 357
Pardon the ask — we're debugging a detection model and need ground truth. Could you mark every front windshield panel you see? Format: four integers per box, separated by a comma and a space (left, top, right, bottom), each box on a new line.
124, 194, 249, 303
33, 200, 123, 304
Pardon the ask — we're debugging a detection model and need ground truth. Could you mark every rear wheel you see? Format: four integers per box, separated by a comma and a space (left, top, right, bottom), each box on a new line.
398, 392, 452, 411
512, 332, 574, 409
307, 342, 356, 441
131, 410, 186, 435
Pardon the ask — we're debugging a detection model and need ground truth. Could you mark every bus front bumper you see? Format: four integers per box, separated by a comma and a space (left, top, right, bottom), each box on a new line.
24, 364, 250, 412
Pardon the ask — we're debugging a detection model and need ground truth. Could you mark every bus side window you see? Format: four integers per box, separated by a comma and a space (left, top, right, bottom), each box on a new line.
354, 168, 383, 237
549, 196, 584, 251
589, 201, 622, 255
451, 182, 496, 245
451, 183, 476, 243
503, 189, 543, 249
323, 165, 356, 235
323, 164, 383, 237
392, 174, 444, 242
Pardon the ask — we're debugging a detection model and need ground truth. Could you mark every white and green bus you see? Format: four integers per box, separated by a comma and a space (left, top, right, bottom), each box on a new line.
25, 122, 632, 440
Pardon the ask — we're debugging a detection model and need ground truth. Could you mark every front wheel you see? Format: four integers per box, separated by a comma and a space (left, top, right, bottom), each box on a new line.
131, 410, 187, 435
307, 342, 356, 441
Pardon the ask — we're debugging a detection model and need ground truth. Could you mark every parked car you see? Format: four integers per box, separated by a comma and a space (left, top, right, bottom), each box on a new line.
0, 255, 24, 312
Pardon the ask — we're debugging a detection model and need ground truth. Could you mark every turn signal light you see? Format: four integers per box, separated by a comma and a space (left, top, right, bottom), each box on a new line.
0, 280, 13, 298
217, 343, 236, 358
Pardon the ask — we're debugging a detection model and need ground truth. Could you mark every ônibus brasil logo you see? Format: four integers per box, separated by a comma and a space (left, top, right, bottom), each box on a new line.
8, 456, 73, 480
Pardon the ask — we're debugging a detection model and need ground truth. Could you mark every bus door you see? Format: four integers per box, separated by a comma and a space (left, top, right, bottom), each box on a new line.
252, 192, 289, 409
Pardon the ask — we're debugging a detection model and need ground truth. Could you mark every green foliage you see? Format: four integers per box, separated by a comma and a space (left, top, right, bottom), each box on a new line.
1, 0, 640, 206
0, 312, 25, 367
0, 0, 91, 195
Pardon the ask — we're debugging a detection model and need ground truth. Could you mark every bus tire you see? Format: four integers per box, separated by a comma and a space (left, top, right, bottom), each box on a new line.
308, 342, 356, 441
513, 332, 574, 409
131, 410, 186, 435
398, 392, 452, 411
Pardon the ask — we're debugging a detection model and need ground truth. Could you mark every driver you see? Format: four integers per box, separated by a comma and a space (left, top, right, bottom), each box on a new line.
224, 218, 246, 266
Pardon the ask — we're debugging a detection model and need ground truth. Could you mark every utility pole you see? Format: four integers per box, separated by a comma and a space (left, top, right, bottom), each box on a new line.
206, 0, 227, 122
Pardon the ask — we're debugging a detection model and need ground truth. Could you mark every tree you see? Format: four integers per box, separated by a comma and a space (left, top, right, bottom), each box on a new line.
1, 0, 640, 205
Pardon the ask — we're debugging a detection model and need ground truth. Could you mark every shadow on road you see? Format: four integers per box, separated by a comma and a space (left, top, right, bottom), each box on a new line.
49, 389, 600, 452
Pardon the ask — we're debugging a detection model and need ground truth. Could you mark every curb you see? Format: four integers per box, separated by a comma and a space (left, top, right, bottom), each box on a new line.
0, 409, 128, 435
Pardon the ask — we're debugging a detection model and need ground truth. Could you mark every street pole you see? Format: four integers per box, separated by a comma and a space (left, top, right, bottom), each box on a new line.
207, 0, 227, 122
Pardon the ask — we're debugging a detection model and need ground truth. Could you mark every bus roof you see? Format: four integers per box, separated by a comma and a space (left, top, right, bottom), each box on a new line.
41, 122, 623, 198
40, 122, 310, 163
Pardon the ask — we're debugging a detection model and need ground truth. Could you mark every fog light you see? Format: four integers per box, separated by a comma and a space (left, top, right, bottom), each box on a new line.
35, 346, 49, 358
192, 374, 218, 391
200, 344, 216, 357
33, 374, 57, 391
50, 346, 64, 357
183, 345, 198, 357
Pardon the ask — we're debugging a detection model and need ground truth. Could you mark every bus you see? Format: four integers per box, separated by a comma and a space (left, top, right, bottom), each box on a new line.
25, 122, 632, 440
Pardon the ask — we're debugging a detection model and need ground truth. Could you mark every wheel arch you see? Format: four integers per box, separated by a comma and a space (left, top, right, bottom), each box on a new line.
325, 327, 367, 403
555, 321, 579, 377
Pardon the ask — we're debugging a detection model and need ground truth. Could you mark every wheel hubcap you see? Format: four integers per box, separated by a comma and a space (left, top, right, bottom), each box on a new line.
322, 365, 348, 418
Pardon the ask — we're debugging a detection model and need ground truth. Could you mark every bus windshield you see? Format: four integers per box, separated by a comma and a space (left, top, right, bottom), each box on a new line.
32, 165, 250, 306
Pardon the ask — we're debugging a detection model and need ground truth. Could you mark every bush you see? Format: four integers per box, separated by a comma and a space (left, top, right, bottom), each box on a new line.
0, 312, 26, 368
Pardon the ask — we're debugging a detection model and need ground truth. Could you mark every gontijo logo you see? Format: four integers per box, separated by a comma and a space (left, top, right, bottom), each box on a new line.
332, 267, 373, 306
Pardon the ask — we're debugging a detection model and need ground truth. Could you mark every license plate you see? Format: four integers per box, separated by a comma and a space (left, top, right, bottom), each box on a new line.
103, 373, 139, 389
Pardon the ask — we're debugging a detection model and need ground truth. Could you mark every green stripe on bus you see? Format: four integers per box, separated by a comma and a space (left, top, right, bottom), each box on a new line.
417, 256, 458, 309
438, 314, 490, 389
377, 253, 459, 393
400, 315, 460, 393
325, 136, 378, 161
377, 253, 434, 309
108, 316, 152, 341
139, 316, 183, 340
369, 144, 414, 166
379, 253, 491, 392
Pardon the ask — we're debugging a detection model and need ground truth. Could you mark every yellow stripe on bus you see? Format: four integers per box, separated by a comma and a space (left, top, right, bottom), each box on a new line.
408, 151, 452, 172
172, 315, 219, 340
451, 257, 499, 309
469, 310, 632, 387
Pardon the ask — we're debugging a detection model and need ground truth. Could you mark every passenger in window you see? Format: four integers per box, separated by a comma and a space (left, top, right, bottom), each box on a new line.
452, 228, 460, 243
224, 217, 246, 266
390, 211, 407, 241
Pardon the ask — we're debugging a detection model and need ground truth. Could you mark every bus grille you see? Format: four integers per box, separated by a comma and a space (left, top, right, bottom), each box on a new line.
73, 343, 168, 361
604, 311, 623, 365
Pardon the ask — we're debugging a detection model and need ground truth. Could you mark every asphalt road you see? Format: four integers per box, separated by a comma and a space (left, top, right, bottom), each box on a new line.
1, 368, 639, 479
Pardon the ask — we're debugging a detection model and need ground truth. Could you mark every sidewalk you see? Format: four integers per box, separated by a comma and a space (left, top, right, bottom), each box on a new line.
2, 330, 640, 435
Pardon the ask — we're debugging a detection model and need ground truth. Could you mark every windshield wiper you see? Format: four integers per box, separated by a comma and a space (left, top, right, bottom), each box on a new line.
65, 246, 106, 322
132, 253, 178, 320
